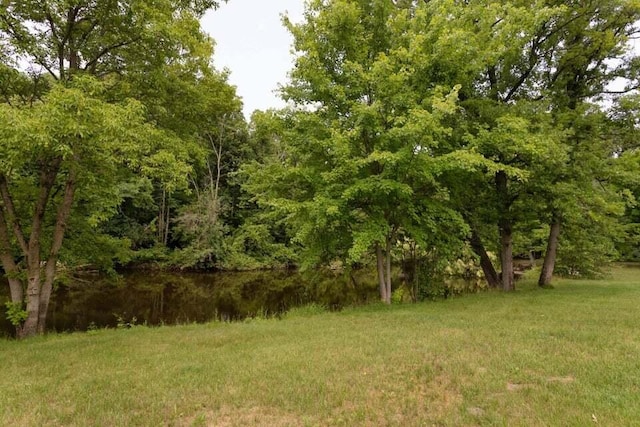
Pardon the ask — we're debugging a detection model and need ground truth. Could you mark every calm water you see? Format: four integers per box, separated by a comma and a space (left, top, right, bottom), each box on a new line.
0, 269, 381, 335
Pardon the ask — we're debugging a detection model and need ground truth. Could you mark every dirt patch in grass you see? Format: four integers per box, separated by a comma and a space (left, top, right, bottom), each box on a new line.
176, 406, 305, 427
547, 376, 575, 384
329, 372, 464, 425
506, 382, 535, 392
466, 406, 485, 416
403, 373, 464, 423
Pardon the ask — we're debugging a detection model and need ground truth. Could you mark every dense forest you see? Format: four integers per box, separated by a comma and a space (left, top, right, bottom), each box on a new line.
1, 0, 639, 337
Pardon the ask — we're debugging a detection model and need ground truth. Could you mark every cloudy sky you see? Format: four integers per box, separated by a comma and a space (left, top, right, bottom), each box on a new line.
202, 1, 305, 118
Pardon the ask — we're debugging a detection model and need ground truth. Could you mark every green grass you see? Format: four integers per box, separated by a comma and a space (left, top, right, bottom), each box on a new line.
1, 265, 639, 426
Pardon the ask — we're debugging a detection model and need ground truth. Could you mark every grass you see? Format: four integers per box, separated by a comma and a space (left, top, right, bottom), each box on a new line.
1, 264, 639, 426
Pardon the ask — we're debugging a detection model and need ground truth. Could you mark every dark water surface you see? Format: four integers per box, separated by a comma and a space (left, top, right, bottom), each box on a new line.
1, 270, 380, 335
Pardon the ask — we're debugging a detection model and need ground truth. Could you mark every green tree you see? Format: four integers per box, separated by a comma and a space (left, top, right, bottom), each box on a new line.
531, 0, 640, 284
104, 65, 246, 266
405, 0, 639, 288
393, 0, 565, 290
0, 0, 225, 337
0, 79, 188, 337
610, 95, 640, 261
245, 0, 481, 302
0, 0, 223, 82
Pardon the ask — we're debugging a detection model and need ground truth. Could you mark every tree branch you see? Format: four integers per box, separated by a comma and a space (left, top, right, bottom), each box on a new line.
38, 166, 77, 333
27, 157, 62, 263
602, 85, 640, 94
42, 2, 60, 41
47, 168, 77, 262
0, 174, 28, 255
0, 206, 23, 303
84, 38, 142, 73
0, 15, 59, 80
504, 36, 542, 102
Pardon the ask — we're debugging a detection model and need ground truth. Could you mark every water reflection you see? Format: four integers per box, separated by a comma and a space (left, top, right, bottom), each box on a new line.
1, 270, 380, 335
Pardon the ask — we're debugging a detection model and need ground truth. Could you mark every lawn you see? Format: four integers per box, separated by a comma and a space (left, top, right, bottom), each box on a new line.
1, 265, 639, 426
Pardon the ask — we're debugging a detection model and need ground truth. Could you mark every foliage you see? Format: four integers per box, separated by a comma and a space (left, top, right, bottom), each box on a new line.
0, 76, 190, 232
4, 301, 27, 326
556, 217, 621, 278
0, 0, 224, 82
0, 0, 232, 336
220, 223, 297, 270
235, 0, 640, 295
1, 0, 640, 335
244, 0, 483, 302
283, 303, 328, 318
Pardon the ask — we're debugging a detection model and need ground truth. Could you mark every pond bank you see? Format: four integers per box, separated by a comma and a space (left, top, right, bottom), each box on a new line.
1, 269, 381, 335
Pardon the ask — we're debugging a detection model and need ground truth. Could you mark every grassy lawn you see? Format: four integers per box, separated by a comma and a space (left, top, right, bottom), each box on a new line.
1, 265, 639, 426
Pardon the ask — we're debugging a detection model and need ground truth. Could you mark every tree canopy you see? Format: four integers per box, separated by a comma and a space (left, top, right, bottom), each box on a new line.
0, 0, 238, 337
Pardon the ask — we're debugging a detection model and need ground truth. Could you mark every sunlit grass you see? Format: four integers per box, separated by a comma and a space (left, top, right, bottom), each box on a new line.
1, 264, 639, 426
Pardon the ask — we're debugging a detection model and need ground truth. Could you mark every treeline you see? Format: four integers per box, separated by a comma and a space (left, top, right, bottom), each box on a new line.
0, 1, 639, 337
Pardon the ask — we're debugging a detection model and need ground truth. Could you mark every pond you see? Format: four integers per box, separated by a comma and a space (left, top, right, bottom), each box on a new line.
0, 269, 382, 336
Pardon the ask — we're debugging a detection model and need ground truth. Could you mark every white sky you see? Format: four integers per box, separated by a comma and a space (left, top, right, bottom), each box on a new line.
202, 1, 305, 119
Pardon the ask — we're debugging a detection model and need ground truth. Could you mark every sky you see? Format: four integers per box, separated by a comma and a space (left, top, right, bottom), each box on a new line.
201, 1, 306, 119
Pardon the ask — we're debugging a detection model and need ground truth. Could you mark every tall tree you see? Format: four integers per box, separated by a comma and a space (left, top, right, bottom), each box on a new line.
0, 0, 223, 82
245, 0, 492, 302
0, 78, 188, 337
0, 0, 224, 337
610, 95, 640, 262
398, 0, 566, 290
405, 0, 639, 288
103, 64, 246, 265
532, 0, 640, 285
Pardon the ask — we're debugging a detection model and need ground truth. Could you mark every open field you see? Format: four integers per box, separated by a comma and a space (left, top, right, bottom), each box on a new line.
1, 265, 639, 426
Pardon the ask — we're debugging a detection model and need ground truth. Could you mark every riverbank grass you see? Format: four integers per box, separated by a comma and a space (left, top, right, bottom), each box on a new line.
1, 265, 639, 426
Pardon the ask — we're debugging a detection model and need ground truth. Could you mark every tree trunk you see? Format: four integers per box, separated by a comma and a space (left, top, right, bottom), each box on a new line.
385, 235, 392, 304
0, 212, 25, 338
158, 188, 172, 246
0, 175, 28, 254
164, 202, 170, 246
21, 268, 42, 338
499, 223, 514, 291
38, 262, 56, 334
469, 227, 500, 288
0, 160, 62, 338
0, 184, 26, 337
496, 171, 514, 291
538, 219, 561, 287
158, 189, 166, 243
376, 243, 387, 303
38, 171, 76, 333
22, 162, 62, 337
0, 208, 23, 303
4, 274, 23, 307
402, 241, 418, 302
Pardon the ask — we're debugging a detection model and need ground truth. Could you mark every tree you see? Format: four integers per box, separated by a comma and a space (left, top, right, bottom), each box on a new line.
610, 95, 640, 261
531, 0, 640, 285
404, 0, 639, 288
0, 0, 223, 82
104, 64, 246, 267
0, 78, 189, 337
0, 0, 224, 337
244, 0, 482, 302
393, 0, 566, 290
